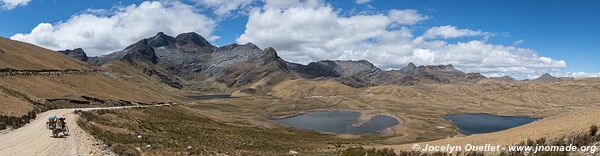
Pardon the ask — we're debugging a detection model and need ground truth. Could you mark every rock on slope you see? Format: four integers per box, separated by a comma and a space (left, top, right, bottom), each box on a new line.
57, 48, 88, 62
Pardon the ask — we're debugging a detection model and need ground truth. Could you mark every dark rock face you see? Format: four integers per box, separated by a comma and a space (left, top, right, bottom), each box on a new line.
88, 38, 159, 65
57, 48, 88, 62
93, 32, 289, 90
174, 32, 213, 48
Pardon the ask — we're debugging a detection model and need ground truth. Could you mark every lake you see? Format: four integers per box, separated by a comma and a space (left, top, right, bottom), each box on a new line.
275, 111, 400, 134
443, 113, 538, 135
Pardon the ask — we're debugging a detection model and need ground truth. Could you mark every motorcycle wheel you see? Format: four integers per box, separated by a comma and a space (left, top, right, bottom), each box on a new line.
52, 130, 58, 138
63, 126, 69, 135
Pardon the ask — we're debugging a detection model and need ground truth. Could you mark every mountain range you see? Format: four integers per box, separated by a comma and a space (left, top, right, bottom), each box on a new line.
58, 32, 569, 93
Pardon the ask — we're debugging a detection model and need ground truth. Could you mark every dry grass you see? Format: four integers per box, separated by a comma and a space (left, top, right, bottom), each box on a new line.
0, 37, 90, 70
0, 73, 176, 103
0, 91, 33, 117
79, 106, 366, 155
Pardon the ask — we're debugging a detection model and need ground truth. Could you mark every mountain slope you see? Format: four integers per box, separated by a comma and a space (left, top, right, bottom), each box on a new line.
0, 37, 90, 70
0, 37, 178, 130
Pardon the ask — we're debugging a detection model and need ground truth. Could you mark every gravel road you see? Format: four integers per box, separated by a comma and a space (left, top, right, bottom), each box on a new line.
0, 106, 155, 156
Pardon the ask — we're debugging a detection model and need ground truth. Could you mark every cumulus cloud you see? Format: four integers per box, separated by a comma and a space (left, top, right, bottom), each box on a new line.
237, 0, 567, 79
10, 1, 217, 56
193, 0, 255, 16
561, 72, 600, 78
1, 0, 30, 10
423, 25, 487, 39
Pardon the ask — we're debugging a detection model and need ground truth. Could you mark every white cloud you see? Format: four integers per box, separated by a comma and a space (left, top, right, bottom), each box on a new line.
423, 25, 487, 39
1, 0, 30, 10
388, 9, 429, 25
193, 0, 255, 16
513, 39, 524, 45
262, 0, 322, 10
237, 0, 568, 79
561, 72, 600, 78
355, 0, 371, 4
10, 1, 217, 56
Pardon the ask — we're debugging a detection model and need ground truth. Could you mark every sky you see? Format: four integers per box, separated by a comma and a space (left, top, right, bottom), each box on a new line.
1, 0, 599, 79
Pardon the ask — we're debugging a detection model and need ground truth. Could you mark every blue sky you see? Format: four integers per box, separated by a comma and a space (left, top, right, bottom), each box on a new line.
1, 0, 599, 78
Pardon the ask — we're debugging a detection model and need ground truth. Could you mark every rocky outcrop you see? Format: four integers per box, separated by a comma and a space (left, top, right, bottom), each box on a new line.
57, 48, 88, 62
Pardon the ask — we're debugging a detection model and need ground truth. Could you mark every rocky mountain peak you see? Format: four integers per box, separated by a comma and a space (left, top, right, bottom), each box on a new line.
244, 42, 257, 47
534, 73, 561, 82
57, 48, 88, 62
438, 64, 456, 71
123, 39, 158, 64
540, 73, 554, 78
175, 32, 213, 48
465, 73, 486, 81
399, 62, 417, 74
148, 32, 175, 47
264, 47, 279, 58
407, 62, 417, 69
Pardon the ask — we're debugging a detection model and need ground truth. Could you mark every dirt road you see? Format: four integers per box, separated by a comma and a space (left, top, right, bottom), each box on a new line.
0, 106, 154, 156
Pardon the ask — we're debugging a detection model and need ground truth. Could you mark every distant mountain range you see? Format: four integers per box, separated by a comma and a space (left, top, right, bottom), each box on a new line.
57, 32, 572, 92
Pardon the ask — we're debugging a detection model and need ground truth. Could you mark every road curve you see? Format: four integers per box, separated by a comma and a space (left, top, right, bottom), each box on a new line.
0, 106, 157, 156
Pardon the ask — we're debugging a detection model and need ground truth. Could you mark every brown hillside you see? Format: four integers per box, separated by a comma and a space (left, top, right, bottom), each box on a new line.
0, 37, 90, 70
0, 37, 179, 125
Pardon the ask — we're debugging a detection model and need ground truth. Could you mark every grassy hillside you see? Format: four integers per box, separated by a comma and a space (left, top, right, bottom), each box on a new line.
0, 37, 90, 70
0, 38, 180, 130
78, 106, 364, 155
